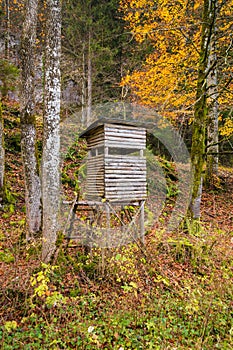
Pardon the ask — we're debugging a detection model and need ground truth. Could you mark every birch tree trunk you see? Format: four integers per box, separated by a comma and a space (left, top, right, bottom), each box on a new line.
41, 0, 61, 263
191, 0, 217, 219
20, 0, 42, 238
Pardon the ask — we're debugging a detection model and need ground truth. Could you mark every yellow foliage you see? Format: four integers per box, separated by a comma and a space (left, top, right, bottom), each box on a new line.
119, 0, 201, 120
119, 0, 233, 123
4, 321, 18, 332
219, 117, 233, 137
108, 244, 140, 285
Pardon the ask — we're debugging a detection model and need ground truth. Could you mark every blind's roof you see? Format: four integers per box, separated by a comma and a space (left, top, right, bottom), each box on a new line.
79, 117, 149, 139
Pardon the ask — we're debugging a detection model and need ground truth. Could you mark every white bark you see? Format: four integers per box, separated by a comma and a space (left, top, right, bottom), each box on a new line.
42, 0, 61, 263
20, 0, 41, 237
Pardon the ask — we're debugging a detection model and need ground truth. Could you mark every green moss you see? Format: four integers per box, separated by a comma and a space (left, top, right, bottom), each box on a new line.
0, 250, 14, 263
5, 132, 21, 153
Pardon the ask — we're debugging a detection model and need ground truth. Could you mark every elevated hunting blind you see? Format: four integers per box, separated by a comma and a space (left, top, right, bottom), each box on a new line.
79, 118, 147, 202
65, 118, 147, 247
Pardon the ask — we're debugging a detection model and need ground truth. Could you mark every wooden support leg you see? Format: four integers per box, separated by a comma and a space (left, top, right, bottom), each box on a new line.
105, 202, 110, 247
100, 202, 111, 275
139, 200, 145, 244
64, 191, 80, 240
121, 205, 124, 233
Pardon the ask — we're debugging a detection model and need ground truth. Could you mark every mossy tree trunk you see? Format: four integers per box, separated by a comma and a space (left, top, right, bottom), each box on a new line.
206, 3, 219, 185
41, 0, 61, 263
0, 102, 5, 203
20, 0, 42, 239
4, 0, 10, 60
191, 0, 218, 219
0, 0, 10, 201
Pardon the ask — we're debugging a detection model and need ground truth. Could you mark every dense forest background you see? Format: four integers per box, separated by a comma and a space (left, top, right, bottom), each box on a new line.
1, 1, 233, 145
0, 0, 233, 349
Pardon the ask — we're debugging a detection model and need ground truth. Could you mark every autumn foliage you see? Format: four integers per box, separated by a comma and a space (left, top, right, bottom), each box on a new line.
120, 0, 233, 132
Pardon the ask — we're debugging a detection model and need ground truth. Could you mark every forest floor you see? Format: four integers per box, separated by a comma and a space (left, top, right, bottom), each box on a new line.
0, 108, 233, 349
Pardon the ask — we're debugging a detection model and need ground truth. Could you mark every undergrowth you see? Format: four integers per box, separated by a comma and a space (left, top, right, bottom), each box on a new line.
0, 228, 232, 349
1, 108, 233, 349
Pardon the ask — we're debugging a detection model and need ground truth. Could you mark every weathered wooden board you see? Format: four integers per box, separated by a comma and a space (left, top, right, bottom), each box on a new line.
106, 194, 147, 201
105, 191, 147, 197
105, 142, 145, 149
105, 156, 145, 162
105, 129, 145, 137
105, 165, 146, 171
105, 170, 146, 176
105, 177, 146, 182
105, 123, 146, 134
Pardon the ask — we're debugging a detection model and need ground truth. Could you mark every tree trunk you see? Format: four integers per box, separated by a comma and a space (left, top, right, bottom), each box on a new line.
81, 51, 87, 126
20, 0, 41, 238
81, 34, 92, 128
191, 0, 217, 219
86, 31, 92, 125
41, 0, 61, 263
4, 0, 10, 60
206, 8, 219, 183
0, 102, 5, 203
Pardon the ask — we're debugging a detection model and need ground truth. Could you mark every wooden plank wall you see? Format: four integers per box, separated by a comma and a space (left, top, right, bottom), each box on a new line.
105, 155, 146, 201
86, 123, 147, 202
86, 126, 104, 150
104, 124, 146, 149
104, 123, 146, 201
86, 154, 104, 199
86, 126, 104, 199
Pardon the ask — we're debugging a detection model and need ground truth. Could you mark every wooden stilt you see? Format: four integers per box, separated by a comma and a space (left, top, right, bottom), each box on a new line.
139, 200, 145, 244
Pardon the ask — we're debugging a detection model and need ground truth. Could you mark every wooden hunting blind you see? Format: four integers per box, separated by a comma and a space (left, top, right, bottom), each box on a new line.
79, 118, 147, 202
65, 118, 147, 247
